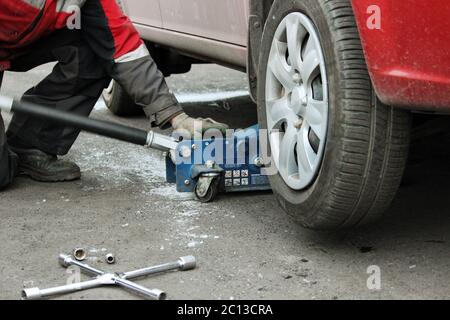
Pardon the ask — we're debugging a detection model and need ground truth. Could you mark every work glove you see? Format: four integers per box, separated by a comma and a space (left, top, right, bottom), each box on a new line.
171, 113, 229, 137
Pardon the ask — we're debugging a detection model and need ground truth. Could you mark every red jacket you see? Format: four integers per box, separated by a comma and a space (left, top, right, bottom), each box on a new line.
0, 0, 143, 71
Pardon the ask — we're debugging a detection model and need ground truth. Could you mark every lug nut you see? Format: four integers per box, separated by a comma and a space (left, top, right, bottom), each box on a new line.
72, 248, 87, 261
293, 73, 301, 84
105, 253, 116, 265
294, 119, 304, 129
301, 97, 308, 107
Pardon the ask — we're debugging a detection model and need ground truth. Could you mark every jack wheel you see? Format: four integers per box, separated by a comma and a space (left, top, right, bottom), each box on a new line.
195, 176, 221, 203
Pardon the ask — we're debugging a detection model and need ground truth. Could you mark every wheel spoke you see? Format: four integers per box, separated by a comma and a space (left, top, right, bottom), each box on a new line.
286, 15, 303, 70
267, 97, 293, 131
305, 99, 327, 138
296, 126, 316, 174
302, 34, 316, 61
278, 125, 298, 177
300, 48, 320, 85
269, 41, 295, 91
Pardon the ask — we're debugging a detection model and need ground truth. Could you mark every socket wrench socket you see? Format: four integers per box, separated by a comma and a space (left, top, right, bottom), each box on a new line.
21, 287, 41, 300
72, 248, 87, 261
179, 256, 196, 271
105, 253, 116, 264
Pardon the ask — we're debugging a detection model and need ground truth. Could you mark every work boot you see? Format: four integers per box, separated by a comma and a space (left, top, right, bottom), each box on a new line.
9, 146, 81, 182
171, 113, 229, 136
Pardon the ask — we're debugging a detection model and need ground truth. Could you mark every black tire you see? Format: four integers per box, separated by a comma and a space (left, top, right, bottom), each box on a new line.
102, 80, 144, 117
257, 0, 411, 230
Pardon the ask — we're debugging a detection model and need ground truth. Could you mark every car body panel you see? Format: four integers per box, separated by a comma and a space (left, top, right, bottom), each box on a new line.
120, 0, 163, 28
159, 0, 250, 46
134, 23, 248, 69
352, 0, 450, 111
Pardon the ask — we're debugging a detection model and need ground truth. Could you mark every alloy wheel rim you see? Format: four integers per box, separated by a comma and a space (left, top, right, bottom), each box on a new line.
265, 12, 329, 190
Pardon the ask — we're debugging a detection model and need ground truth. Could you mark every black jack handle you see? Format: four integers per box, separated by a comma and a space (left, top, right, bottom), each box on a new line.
0, 95, 177, 152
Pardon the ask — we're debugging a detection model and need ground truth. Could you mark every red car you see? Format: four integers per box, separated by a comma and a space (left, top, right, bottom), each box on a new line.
106, 0, 450, 230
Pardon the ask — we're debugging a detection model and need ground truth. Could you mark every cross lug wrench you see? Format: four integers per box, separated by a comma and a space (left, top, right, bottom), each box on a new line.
22, 255, 197, 300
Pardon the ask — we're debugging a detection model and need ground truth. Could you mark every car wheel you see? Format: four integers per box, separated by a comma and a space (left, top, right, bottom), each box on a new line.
257, 0, 411, 230
102, 80, 143, 117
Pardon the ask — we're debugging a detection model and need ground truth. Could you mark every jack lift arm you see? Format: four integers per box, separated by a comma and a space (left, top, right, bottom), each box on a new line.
0, 95, 270, 201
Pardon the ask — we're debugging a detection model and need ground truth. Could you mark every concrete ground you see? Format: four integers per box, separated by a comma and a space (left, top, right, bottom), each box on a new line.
1, 64, 449, 300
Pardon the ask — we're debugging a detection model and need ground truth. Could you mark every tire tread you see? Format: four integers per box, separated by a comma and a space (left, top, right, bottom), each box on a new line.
314, 0, 410, 228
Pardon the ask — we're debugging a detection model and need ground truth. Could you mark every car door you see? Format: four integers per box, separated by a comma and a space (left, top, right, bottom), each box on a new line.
159, 0, 249, 46
120, 0, 163, 28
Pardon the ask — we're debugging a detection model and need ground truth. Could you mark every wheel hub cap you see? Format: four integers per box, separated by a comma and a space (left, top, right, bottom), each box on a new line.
265, 12, 329, 190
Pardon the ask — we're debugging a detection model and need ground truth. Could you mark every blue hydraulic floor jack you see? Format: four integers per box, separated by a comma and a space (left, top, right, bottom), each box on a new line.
0, 95, 271, 202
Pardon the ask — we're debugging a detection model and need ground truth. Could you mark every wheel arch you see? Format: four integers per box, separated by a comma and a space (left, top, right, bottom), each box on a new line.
247, 0, 276, 101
